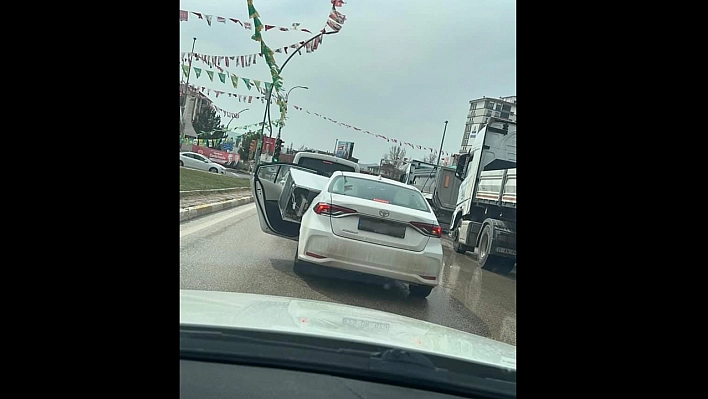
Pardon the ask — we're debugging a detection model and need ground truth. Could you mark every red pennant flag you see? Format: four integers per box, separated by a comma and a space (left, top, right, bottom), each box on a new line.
248, 96, 253, 103
391, 139, 398, 143
192, 12, 203, 19
180, 10, 188, 21
230, 18, 241, 25
331, 0, 345, 7
302, 29, 311, 33
279, 27, 288, 31
326, 20, 342, 32
265, 25, 275, 31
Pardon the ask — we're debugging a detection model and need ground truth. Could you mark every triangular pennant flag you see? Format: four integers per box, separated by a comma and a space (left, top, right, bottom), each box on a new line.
248, 96, 253, 103
218, 72, 226, 83
231, 74, 239, 88
230, 18, 241, 25
274, 48, 282, 53
215, 90, 222, 98
206, 70, 214, 81
264, 82, 272, 92
204, 15, 213, 25
242, 78, 251, 90
217, 16, 226, 23
193, 67, 202, 78
192, 12, 203, 19
326, 20, 342, 32
180, 10, 189, 21
265, 25, 275, 31
253, 80, 261, 91
244, 22, 252, 30
181, 64, 190, 77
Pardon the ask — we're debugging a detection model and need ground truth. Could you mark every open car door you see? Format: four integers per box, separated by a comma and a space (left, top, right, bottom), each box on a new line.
251, 163, 302, 240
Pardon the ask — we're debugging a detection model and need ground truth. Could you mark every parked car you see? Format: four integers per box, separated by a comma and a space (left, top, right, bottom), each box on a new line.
180, 151, 226, 174
253, 168, 443, 298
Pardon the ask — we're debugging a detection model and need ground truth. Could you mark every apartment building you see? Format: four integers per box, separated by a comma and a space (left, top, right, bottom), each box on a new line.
459, 96, 516, 153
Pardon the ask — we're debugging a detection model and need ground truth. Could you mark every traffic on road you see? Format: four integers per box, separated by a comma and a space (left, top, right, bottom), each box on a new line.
179, 1, 516, 397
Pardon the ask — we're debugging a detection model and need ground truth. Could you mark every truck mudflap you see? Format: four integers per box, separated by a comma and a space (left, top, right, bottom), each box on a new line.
484, 219, 516, 258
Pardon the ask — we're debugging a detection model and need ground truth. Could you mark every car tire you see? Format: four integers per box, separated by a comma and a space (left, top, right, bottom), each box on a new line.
293, 246, 304, 275
478, 225, 515, 274
209, 167, 218, 173
409, 284, 433, 298
179, 160, 184, 167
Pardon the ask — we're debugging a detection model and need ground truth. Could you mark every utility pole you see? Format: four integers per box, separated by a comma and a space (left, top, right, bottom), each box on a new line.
437, 120, 448, 166
180, 37, 197, 142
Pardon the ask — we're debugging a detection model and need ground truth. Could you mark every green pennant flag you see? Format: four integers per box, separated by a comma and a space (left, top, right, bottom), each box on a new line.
247, 0, 260, 18
231, 74, 239, 89
264, 82, 272, 92
182, 64, 190, 77
254, 80, 261, 92
218, 73, 226, 83
242, 78, 252, 90
194, 67, 202, 78
206, 70, 214, 81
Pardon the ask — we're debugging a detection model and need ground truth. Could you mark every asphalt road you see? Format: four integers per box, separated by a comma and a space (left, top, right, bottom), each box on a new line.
180, 204, 517, 346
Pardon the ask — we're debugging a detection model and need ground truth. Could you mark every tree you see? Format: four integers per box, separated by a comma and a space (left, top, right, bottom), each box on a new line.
425, 150, 438, 165
193, 105, 224, 148
383, 145, 407, 169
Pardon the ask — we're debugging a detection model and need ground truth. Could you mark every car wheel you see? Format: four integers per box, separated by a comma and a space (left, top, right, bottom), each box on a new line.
209, 167, 218, 173
293, 246, 304, 275
409, 284, 433, 298
179, 160, 184, 167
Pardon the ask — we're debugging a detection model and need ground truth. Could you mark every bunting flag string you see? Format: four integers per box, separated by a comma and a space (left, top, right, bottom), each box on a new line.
180, 9, 312, 33
183, 51, 263, 69
291, 104, 450, 156
180, 64, 271, 96
181, 82, 276, 108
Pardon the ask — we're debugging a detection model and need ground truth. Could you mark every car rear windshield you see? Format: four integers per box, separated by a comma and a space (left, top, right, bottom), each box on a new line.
297, 158, 355, 177
329, 175, 430, 212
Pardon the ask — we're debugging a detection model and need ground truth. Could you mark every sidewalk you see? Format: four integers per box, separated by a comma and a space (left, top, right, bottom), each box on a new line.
180, 187, 254, 222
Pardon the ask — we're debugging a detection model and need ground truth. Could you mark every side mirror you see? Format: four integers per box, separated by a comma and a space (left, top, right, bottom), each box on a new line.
455, 154, 469, 180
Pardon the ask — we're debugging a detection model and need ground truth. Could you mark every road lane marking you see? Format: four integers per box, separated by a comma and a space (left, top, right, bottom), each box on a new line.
180, 204, 255, 238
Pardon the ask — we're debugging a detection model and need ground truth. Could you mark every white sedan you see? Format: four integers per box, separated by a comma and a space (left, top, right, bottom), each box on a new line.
253, 166, 443, 298
180, 151, 226, 174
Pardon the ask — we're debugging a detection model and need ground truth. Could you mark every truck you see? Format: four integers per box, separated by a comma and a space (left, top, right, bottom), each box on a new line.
399, 160, 462, 232
449, 118, 516, 274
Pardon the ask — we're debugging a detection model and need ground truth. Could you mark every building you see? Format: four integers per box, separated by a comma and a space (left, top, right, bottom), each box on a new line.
180, 82, 213, 139
459, 95, 516, 153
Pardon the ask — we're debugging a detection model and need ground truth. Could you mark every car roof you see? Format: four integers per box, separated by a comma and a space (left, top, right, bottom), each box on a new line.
333, 171, 424, 193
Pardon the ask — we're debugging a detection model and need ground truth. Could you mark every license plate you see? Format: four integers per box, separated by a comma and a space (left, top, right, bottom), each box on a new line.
496, 247, 517, 256
358, 218, 405, 238
343, 317, 390, 333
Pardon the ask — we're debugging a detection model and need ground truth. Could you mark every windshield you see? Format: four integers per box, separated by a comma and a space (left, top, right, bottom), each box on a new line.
297, 157, 355, 177
330, 175, 430, 212
180, 0, 516, 385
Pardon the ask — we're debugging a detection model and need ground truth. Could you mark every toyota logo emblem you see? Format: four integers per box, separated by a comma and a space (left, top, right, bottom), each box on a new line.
379, 210, 390, 217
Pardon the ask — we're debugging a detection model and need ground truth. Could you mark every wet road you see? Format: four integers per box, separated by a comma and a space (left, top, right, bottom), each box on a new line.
180, 204, 516, 346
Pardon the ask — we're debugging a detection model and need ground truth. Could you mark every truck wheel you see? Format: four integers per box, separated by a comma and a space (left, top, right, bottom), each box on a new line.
478, 225, 515, 274
451, 219, 470, 254
409, 284, 433, 298
179, 160, 184, 166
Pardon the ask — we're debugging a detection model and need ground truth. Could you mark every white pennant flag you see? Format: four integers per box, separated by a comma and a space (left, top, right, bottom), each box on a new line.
205, 15, 213, 26
217, 16, 226, 24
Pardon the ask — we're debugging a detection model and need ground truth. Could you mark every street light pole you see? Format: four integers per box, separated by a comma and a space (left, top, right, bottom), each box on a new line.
437, 120, 448, 166
277, 86, 308, 140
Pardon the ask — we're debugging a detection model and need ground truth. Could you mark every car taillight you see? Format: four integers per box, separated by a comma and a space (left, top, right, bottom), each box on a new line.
313, 202, 357, 216
410, 222, 442, 238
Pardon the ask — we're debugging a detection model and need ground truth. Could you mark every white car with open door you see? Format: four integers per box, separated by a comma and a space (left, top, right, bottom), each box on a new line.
252, 166, 443, 298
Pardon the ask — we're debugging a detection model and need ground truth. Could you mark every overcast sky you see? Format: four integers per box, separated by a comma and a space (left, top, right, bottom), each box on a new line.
180, 0, 515, 164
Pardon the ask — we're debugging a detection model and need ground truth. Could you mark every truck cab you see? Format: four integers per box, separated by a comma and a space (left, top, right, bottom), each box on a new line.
450, 118, 516, 274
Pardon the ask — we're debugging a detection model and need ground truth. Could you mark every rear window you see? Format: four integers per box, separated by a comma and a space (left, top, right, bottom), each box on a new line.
329, 175, 430, 212
297, 157, 355, 177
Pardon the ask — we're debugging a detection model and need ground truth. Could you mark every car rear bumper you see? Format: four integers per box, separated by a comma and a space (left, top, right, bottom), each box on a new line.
298, 225, 443, 286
